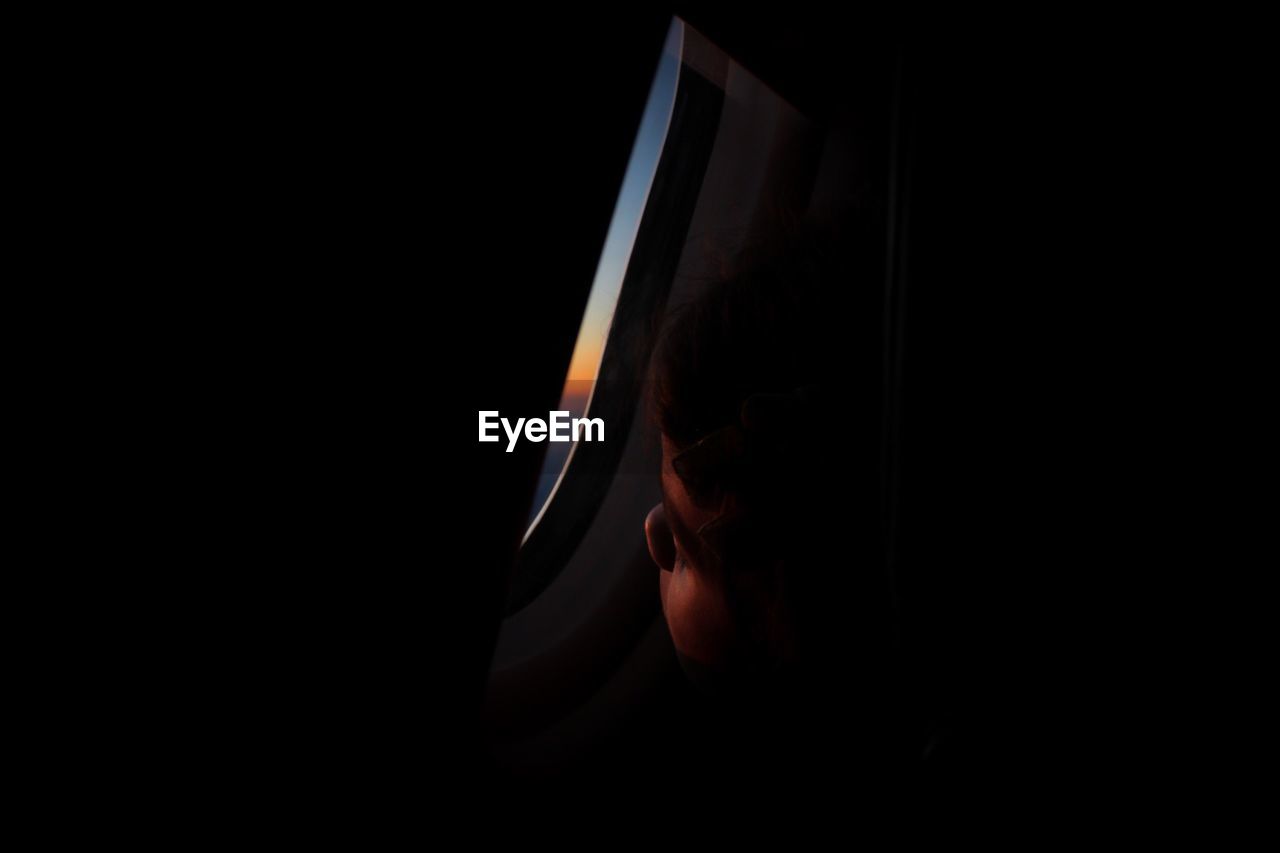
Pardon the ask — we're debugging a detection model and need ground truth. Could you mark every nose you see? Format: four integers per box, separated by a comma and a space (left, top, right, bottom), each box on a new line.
645, 503, 677, 572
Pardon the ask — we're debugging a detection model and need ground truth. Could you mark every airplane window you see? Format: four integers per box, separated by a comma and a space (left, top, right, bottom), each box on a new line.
487, 11, 894, 776
523, 21, 682, 537
499, 15, 824, 628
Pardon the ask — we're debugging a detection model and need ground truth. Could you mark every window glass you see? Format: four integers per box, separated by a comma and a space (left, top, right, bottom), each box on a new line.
524, 21, 682, 536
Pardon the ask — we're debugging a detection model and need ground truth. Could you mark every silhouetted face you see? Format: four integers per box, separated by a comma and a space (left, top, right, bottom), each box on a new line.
645, 435, 747, 676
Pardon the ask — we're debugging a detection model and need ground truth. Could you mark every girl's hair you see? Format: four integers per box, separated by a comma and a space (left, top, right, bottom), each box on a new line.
648, 226, 850, 666
650, 230, 836, 455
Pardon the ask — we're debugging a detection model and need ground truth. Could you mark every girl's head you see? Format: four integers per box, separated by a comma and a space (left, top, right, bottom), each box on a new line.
644, 237, 844, 692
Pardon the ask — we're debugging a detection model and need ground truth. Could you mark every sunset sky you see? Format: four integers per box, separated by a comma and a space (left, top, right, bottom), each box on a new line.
527, 20, 682, 531
563, 22, 680, 384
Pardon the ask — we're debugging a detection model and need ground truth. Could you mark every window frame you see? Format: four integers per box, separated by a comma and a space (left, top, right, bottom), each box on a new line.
503, 58, 728, 615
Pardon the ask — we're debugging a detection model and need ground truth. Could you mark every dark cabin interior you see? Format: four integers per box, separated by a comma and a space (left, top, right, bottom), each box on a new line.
119, 6, 1255, 830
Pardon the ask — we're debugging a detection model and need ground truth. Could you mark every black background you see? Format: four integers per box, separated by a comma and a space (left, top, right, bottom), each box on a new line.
41, 7, 1264, 830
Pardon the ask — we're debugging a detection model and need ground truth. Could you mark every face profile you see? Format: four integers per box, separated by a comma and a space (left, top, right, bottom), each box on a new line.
648, 434, 747, 675
641, 239, 835, 694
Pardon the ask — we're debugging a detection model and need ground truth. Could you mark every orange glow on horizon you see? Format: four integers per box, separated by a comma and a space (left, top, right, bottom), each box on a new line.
566, 339, 602, 382
558, 375, 594, 404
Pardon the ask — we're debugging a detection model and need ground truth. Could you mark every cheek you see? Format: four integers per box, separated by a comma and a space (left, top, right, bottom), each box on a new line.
658, 559, 737, 667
